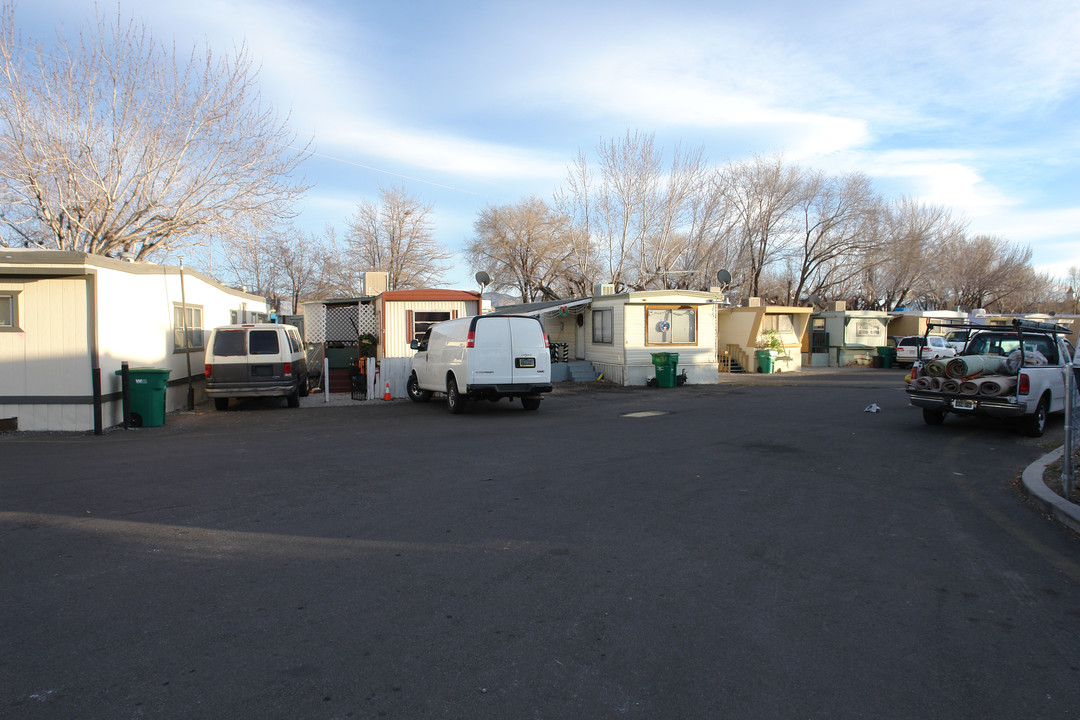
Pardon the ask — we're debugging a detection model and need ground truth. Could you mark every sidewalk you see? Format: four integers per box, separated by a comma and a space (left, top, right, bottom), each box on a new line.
1022, 446, 1080, 534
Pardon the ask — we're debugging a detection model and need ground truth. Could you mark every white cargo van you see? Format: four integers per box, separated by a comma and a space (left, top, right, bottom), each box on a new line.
407, 315, 552, 413
204, 323, 310, 410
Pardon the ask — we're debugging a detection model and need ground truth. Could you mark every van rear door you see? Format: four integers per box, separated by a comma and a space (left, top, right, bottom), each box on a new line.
469, 317, 513, 384
508, 317, 549, 385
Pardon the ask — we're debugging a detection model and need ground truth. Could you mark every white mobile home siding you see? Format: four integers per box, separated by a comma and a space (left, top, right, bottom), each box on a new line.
0, 252, 268, 431
0, 276, 93, 431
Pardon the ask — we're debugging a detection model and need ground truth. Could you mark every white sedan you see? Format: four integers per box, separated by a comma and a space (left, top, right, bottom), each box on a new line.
895, 335, 957, 366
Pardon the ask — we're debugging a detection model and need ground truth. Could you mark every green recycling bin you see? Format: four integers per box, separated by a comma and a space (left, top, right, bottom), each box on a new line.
115, 367, 171, 427
876, 346, 896, 369
651, 352, 675, 388
755, 350, 775, 373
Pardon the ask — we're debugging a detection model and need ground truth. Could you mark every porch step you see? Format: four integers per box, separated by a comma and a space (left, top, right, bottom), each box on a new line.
729, 360, 747, 374
566, 361, 597, 382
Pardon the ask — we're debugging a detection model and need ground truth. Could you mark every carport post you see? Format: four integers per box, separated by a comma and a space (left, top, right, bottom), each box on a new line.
120, 361, 131, 429
91, 367, 103, 435
323, 356, 329, 403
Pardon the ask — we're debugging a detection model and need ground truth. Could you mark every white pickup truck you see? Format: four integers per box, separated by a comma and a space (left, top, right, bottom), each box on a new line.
906, 319, 1076, 437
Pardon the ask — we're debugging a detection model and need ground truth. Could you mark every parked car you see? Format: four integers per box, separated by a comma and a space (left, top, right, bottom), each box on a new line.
408, 315, 552, 413
944, 329, 971, 353
894, 335, 956, 365
204, 323, 310, 410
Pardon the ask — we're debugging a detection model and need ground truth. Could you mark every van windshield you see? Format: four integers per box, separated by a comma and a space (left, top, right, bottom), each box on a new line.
212, 330, 247, 357
249, 330, 280, 355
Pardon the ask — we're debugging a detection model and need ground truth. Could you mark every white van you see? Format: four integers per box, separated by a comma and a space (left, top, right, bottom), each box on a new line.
407, 315, 552, 413
204, 323, 310, 410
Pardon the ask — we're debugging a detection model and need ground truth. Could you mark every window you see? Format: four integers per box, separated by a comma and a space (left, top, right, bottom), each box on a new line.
412, 311, 451, 344
249, 329, 280, 355
212, 329, 247, 357
0, 292, 18, 331
762, 313, 795, 334
646, 306, 696, 345
592, 308, 613, 344
173, 304, 203, 351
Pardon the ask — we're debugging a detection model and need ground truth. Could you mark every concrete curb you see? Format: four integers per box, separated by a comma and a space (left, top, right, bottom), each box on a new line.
1021, 445, 1080, 534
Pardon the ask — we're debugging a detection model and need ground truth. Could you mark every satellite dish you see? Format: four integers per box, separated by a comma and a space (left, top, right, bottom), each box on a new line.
475, 271, 491, 285
716, 269, 732, 286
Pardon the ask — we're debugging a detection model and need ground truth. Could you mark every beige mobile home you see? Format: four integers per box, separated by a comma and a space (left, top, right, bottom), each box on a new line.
0, 250, 268, 431
716, 301, 813, 373
584, 290, 722, 386
806, 305, 891, 367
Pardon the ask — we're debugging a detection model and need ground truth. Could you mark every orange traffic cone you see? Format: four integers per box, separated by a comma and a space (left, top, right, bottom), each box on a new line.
383, 380, 391, 401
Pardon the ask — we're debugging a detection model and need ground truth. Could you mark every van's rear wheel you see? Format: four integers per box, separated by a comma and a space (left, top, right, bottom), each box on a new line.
214, 398, 229, 411
522, 397, 541, 411
286, 388, 300, 408
446, 376, 465, 414
407, 373, 432, 402
299, 375, 310, 397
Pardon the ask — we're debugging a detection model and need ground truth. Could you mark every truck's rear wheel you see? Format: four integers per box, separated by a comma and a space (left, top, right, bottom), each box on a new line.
922, 408, 946, 426
1022, 396, 1049, 437
446, 376, 465, 414
214, 397, 229, 411
521, 396, 541, 411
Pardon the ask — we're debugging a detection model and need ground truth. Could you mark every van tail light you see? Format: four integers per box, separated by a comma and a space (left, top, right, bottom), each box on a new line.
284, 362, 293, 377
467, 330, 475, 348
204, 364, 212, 379
910, 363, 918, 379
543, 332, 550, 348
1018, 373, 1030, 395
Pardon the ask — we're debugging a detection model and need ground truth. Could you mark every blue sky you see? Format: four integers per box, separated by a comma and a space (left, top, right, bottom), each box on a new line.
16, 0, 1080, 290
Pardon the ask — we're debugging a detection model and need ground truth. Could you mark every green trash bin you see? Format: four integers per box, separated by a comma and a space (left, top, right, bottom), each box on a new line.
755, 349, 775, 374
651, 352, 675, 388
668, 353, 679, 384
116, 367, 171, 427
876, 346, 896, 369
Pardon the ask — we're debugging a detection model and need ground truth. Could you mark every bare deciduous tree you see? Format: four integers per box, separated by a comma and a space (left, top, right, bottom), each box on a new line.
942, 234, 1033, 311
860, 197, 966, 310
563, 131, 708, 292
717, 154, 805, 298
0, 3, 309, 258
787, 171, 880, 304
466, 197, 568, 302
345, 185, 452, 290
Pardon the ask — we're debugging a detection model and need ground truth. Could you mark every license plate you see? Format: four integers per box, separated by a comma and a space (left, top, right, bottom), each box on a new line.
952, 399, 976, 410
515, 357, 536, 368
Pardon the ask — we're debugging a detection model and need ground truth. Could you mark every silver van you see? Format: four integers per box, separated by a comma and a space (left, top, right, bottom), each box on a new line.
204, 324, 310, 410
407, 315, 552, 413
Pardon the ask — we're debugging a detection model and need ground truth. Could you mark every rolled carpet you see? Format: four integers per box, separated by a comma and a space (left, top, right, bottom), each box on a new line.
913, 376, 935, 390
978, 376, 1017, 396
924, 359, 949, 377
939, 378, 961, 393
945, 355, 1008, 378
960, 380, 980, 395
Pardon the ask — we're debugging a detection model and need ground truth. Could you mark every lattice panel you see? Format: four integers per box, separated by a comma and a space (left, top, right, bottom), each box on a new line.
303, 304, 326, 343
358, 304, 378, 335
325, 304, 359, 342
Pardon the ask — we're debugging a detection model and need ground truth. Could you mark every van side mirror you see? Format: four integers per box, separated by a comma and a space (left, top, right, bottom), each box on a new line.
410, 340, 419, 350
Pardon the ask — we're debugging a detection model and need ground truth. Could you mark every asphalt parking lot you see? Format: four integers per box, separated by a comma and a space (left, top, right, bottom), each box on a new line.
3, 368, 1080, 719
